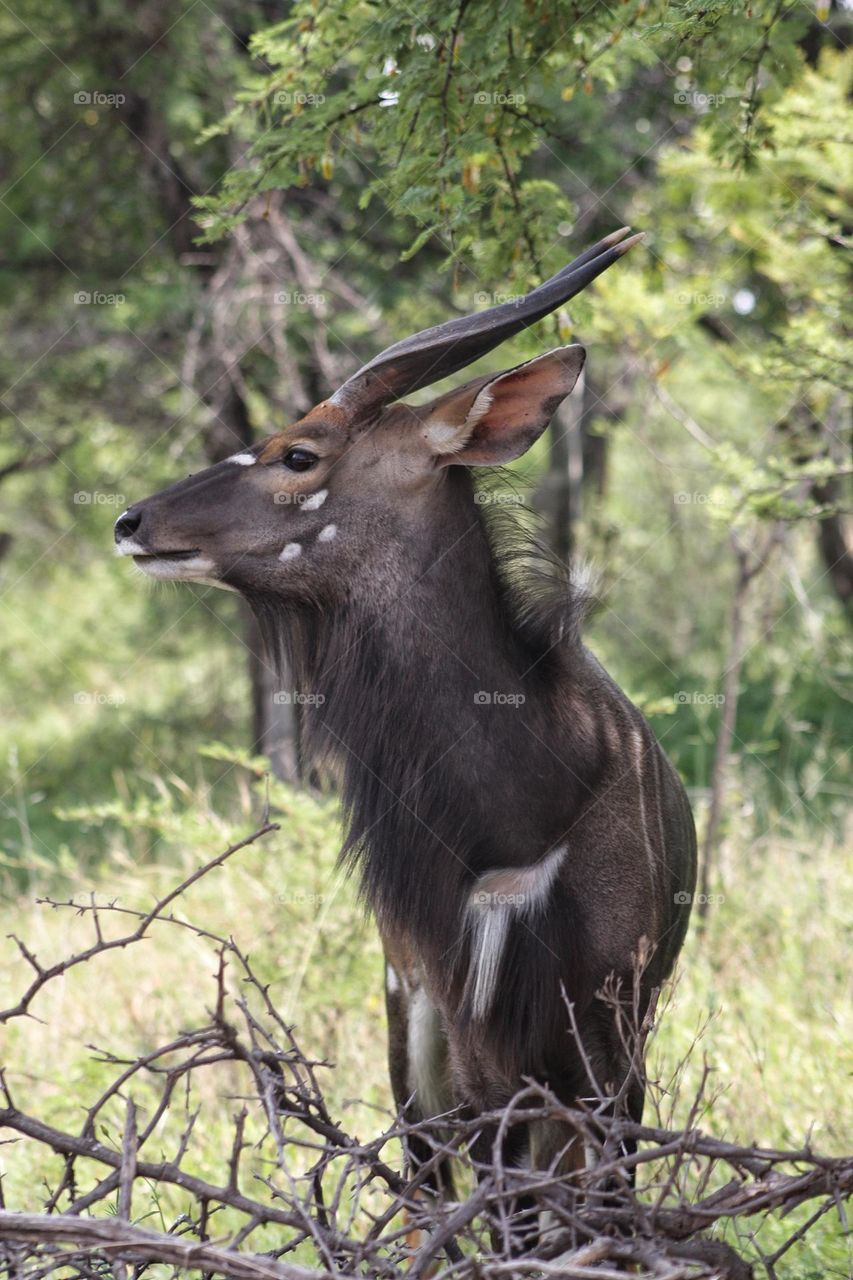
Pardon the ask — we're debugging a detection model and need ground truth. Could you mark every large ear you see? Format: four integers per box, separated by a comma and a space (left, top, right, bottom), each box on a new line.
420, 346, 586, 466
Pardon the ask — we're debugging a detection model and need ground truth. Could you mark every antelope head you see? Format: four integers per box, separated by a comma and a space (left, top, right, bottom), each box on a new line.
115, 228, 640, 600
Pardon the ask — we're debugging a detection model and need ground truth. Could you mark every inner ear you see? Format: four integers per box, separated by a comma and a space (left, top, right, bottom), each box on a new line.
420, 346, 586, 466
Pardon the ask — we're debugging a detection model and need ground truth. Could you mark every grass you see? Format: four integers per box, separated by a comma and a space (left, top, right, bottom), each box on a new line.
0, 762, 850, 1277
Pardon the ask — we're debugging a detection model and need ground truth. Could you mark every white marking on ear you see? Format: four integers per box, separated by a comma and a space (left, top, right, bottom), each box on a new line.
406, 988, 450, 1119
423, 419, 470, 453
301, 488, 328, 510
423, 386, 495, 456
466, 384, 495, 424
317, 523, 337, 542
279, 542, 302, 561
465, 844, 568, 1020
227, 452, 256, 466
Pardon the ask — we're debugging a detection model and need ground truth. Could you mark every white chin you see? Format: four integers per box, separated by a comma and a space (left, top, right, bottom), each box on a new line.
134, 555, 218, 581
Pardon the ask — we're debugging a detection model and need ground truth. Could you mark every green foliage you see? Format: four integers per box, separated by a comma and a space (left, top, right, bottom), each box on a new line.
0, 4, 850, 1270
205, 1, 814, 271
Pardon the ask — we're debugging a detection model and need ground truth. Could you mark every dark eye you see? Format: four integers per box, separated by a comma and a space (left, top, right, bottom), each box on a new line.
283, 447, 318, 472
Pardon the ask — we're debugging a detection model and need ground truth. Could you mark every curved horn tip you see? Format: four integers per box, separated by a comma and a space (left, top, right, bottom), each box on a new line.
613, 230, 645, 257
600, 225, 633, 248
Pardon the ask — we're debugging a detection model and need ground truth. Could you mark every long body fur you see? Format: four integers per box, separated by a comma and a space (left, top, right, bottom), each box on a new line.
249, 469, 696, 1125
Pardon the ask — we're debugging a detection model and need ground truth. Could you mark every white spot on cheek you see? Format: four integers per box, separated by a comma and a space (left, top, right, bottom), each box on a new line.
301, 488, 327, 510
317, 524, 337, 542
279, 542, 302, 561
227, 452, 256, 466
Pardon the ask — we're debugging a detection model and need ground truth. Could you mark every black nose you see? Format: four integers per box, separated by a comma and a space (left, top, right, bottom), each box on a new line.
114, 508, 142, 542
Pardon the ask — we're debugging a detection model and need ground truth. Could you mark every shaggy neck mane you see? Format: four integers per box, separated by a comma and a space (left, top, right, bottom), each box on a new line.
247, 472, 607, 983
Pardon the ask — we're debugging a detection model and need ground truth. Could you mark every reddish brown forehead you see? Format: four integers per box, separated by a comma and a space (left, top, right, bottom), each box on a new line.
258, 401, 351, 463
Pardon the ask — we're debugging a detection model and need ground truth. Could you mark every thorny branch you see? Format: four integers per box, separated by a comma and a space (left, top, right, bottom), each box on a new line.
0, 823, 849, 1280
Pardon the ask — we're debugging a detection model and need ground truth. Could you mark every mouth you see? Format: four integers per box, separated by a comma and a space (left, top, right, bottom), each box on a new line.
134, 549, 200, 561
116, 538, 217, 581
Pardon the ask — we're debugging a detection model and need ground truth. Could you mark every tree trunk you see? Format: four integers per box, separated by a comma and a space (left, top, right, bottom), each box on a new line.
542, 367, 586, 562
243, 606, 299, 781
696, 546, 750, 920
811, 399, 852, 618
698, 528, 781, 919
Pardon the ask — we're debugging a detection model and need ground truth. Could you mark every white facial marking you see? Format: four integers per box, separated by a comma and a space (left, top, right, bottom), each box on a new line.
115, 537, 146, 557
134, 554, 217, 581
226, 452, 256, 466
279, 542, 302, 561
317, 523, 337, 542
465, 844, 568, 1020
385, 963, 400, 996
301, 488, 328, 510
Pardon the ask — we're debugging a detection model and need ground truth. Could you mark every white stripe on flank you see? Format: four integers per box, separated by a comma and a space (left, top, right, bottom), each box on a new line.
227, 452, 256, 466
632, 724, 659, 887
465, 844, 568, 1020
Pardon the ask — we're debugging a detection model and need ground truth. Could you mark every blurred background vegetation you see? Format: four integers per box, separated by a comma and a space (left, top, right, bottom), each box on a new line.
0, 1, 850, 1271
